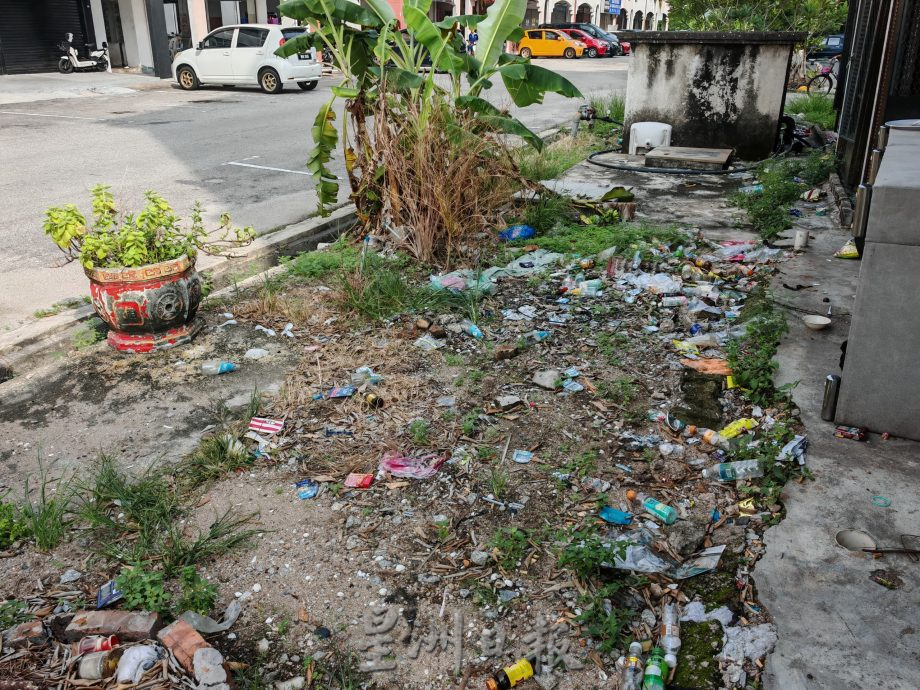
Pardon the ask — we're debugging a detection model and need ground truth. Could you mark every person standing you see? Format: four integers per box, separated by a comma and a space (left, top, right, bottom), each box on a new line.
467, 27, 479, 55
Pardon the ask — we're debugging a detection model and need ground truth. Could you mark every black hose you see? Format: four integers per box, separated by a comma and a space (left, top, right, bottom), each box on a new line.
587, 148, 761, 175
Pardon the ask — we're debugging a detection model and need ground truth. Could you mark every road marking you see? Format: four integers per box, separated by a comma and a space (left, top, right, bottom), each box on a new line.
0, 110, 107, 121
224, 156, 311, 176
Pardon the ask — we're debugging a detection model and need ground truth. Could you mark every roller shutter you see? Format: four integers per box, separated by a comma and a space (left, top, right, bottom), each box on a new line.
0, 0, 94, 74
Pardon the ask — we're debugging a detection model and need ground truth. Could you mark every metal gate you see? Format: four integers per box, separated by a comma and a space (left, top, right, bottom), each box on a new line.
0, 0, 94, 74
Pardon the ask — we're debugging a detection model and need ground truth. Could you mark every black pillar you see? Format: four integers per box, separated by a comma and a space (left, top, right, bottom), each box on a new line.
145, 0, 172, 78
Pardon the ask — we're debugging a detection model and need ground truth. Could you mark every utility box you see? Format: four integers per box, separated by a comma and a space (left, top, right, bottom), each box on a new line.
623, 32, 804, 160
835, 127, 920, 440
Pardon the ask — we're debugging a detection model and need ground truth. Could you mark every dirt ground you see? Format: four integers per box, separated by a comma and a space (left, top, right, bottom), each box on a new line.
0, 156, 828, 689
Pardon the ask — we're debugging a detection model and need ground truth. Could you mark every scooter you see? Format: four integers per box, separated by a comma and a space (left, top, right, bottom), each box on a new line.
57, 33, 109, 73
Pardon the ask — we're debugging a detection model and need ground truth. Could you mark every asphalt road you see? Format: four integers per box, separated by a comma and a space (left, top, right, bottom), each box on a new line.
0, 58, 628, 331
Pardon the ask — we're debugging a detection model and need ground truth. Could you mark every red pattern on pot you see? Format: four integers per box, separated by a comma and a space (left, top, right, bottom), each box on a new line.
86, 255, 204, 353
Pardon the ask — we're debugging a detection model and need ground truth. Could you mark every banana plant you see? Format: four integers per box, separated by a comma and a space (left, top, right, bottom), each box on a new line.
277, 0, 582, 217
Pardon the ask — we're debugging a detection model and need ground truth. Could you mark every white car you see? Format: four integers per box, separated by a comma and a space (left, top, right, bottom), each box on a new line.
172, 24, 321, 94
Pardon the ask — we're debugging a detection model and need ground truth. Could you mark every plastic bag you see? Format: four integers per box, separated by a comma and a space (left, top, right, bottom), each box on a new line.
116, 646, 161, 684
379, 450, 446, 479
498, 224, 536, 241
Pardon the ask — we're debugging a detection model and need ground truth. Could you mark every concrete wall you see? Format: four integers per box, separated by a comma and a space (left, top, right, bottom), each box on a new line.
623, 32, 800, 160
836, 128, 920, 440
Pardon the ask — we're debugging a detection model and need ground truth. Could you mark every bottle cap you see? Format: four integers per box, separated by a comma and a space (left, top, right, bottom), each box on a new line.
665, 653, 678, 668
701, 468, 711, 479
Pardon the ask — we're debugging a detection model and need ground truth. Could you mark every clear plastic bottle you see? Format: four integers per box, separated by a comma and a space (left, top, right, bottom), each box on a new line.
201, 361, 236, 375
702, 460, 764, 482
638, 493, 677, 525
698, 428, 730, 450
659, 603, 681, 668
460, 320, 483, 339
631, 250, 642, 271
616, 641, 645, 690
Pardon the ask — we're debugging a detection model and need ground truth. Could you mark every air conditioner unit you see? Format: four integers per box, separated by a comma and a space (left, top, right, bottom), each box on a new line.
628, 122, 672, 155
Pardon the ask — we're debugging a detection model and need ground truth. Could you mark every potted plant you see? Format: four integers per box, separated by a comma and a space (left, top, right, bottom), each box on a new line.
43, 184, 253, 353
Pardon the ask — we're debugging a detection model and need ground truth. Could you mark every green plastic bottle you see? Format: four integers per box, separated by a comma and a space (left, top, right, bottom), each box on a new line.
639, 494, 677, 525
642, 647, 667, 690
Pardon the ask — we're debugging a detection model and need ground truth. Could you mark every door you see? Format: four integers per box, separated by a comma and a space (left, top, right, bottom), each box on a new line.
196, 27, 235, 80
543, 30, 565, 56
231, 27, 268, 83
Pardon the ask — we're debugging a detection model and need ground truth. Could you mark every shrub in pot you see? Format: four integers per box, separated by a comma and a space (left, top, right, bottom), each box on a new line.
43, 185, 253, 352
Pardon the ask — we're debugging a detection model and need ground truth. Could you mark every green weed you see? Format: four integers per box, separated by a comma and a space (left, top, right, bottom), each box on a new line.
33, 297, 89, 319
0, 496, 28, 548
732, 150, 836, 239
488, 467, 509, 499
409, 419, 431, 445
597, 376, 637, 405
519, 195, 576, 234
115, 565, 171, 615
21, 464, 73, 551
176, 566, 218, 615
461, 412, 479, 436
557, 523, 624, 580
488, 527, 530, 570
79, 456, 258, 574
514, 135, 594, 182
520, 222, 684, 258
576, 578, 642, 652
444, 353, 466, 366
71, 321, 104, 350
0, 600, 31, 629
785, 93, 836, 130
726, 291, 789, 406
562, 451, 598, 479
283, 238, 360, 281
589, 92, 626, 123
178, 434, 251, 490
337, 255, 433, 321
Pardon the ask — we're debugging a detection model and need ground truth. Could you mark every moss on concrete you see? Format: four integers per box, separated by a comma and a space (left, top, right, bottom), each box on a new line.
672, 620, 723, 689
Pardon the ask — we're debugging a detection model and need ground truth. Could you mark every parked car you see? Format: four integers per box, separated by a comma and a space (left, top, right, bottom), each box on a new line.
518, 29, 585, 59
558, 28, 607, 58
172, 24, 321, 93
808, 34, 844, 61
619, 40, 631, 55
540, 22, 621, 55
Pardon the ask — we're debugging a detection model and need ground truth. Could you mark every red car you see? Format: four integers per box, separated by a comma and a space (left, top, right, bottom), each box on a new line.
620, 41, 631, 55
558, 28, 608, 58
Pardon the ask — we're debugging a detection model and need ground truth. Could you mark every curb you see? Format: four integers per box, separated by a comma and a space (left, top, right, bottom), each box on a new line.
0, 205, 357, 383
828, 172, 853, 228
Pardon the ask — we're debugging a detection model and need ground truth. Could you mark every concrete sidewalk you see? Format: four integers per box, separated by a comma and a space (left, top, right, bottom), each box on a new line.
757, 213, 920, 688
0, 71, 168, 105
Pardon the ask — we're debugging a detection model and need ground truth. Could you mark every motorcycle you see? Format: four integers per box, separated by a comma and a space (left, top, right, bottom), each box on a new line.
57, 33, 109, 73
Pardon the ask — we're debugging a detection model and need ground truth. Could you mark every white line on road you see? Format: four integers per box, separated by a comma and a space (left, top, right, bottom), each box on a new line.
223, 157, 311, 176
0, 110, 107, 121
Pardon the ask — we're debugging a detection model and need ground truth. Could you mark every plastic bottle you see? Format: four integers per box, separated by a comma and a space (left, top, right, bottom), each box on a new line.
485, 656, 534, 690
631, 250, 642, 271
523, 330, 550, 344
642, 647, 668, 690
702, 460, 764, 481
201, 361, 236, 375
578, 279, 603, 296
616, 641, 645, 690
460, 320, 484, 339
698, 428, 730, 450
661, 295, 688, 308
638, 493, 677, 525
659, 603, 681, 668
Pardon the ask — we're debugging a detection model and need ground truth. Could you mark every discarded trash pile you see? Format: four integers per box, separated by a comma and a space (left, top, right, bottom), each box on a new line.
0, 221, 812, 689
0, 581, 242, 689
171, 223, 810, 689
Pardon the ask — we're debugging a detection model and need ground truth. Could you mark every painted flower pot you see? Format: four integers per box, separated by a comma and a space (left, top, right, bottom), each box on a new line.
86, 255, 204, 353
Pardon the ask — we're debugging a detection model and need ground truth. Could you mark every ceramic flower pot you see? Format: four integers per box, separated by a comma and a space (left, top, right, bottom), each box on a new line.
86, 254, 204, 353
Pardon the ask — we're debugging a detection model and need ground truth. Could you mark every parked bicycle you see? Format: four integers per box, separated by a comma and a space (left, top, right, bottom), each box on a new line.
786, 55, 840, 94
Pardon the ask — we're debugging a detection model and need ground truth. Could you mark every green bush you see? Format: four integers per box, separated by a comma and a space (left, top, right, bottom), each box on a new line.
0, 498, 28, 549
